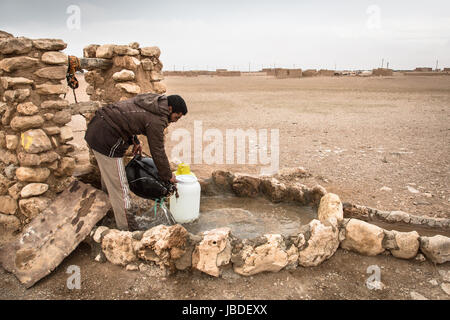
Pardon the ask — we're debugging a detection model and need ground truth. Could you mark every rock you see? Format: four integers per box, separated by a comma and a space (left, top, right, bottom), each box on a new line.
340, 219, 385, 256
429, 279, 439, 286
286, 183, 308, 203
18, 196, 51, 219
20, 183, 49, 198
6, 183, 22, 202
59, 126, 73, 142
415, 253, 426, 262
40, 99, 69, 110
386, 211, 411, 223
4, 164, 17, 179
389, 230, 420, 259
20, 129, 52, 153
135, 224, 189, 268
128, 42, 139, 49
0, 173, 11, 194
0, 150, 18, 165
211, 170, 234, 192
298, 219, 340, 266
10, 115, 44, 131
18, 152, 38, 166
0, 213, 20, 232
112, 56, 140, 70
34, 66, 66, 80
0, 195, 18, 215
55, 157, 75, 176
36, 83, 68, 95
39, 151, 60, 164
113, 45, 139, 56
113, 69, 135, 82
259, 177, 287, 202
16, 167, 50, 182
1, 76, 33, 89
191, 227, 232, 277
152, 81, 166, 94
0, 30, 13, 38
102, 230, 138, 266
126, 264, 139, 271
115, 83, 141, 94
4, 89, 30, 104
231, 174, 261, 197
0, 56, 38, 72
420, 235, 450, 264
439, 270, 450, 282
93, 226, 110, 243
52, 110, 72, 125
149, 71, 164, 81
441, 283, 450, 295
43, 113, 52, 121
275, 167, 308, 178
32, 39, 67, 50
43, 127, 60, 136
140, 46, 161, 58
141, 58, 153, 71
41, 51, 67, 65
96, 44, 115, 59
407, 186, 420, 194
310, 185, 327, 205
380, 186, 392, 192
410, 291, 428, 300
5, 135, 18, 150
83, 44, 99, 58
0, 37, 32, 54
17, 102, 39, 115
317, 193, 343, 226
233, 234, 289, 276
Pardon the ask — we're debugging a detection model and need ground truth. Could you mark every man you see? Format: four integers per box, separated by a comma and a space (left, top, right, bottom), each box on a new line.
85, 93, 187, 231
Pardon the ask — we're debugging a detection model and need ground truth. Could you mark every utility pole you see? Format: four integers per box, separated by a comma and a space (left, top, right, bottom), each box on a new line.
436, 59, 439, 71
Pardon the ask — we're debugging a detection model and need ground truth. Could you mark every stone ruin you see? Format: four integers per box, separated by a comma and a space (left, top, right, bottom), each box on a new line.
0, 32, 76, 231
87, 168, 450, 278
82, 42, 166, 104
0, 31, 166, 233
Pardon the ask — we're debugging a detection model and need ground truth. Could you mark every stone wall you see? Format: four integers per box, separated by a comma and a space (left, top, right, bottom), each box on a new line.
82, 43, 166, 104
0, 31, 75, 227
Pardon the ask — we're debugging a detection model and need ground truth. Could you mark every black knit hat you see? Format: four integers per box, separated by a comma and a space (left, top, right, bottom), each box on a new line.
167, 95, 187, 115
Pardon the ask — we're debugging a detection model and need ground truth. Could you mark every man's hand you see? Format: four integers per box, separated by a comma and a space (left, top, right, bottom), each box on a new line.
169, 173, 178, 184
132, 140, 142, 156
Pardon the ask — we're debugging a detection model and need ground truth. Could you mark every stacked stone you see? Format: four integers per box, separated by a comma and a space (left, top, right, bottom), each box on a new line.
83, 42, 165, 103
0, 31, 75, 226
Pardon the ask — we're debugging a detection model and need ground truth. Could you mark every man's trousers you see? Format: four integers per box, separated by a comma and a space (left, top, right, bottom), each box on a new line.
92, 150, 131, 230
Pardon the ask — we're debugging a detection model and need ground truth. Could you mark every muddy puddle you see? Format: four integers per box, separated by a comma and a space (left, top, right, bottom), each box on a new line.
182, 195, 317, 239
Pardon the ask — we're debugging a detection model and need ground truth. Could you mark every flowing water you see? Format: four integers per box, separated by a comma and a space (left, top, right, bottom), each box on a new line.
182, 195, 317, 238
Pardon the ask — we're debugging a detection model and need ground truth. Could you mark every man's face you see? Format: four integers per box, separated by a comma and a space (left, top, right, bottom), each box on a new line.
169, 112, 183, 123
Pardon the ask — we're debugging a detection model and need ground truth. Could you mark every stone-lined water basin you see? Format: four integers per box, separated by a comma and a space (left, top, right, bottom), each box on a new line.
182, 195, 317, 239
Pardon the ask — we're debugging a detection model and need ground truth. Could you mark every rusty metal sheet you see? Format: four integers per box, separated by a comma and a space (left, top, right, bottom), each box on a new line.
0, 180, 110, 288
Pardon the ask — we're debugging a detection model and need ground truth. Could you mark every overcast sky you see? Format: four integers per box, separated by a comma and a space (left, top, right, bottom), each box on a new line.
1, 0, 449, 71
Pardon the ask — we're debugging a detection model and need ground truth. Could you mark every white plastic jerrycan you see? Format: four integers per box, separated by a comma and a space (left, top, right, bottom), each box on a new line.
169, 165, 201, 223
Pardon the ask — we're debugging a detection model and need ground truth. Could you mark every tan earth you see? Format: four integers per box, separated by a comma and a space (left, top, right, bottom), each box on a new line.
1, 73, 449, 300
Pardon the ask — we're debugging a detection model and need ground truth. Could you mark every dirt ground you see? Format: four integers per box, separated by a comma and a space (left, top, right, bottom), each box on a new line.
1, 74, 449, 300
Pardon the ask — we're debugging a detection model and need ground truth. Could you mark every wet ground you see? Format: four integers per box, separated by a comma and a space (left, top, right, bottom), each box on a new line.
185, 196, 316, 238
